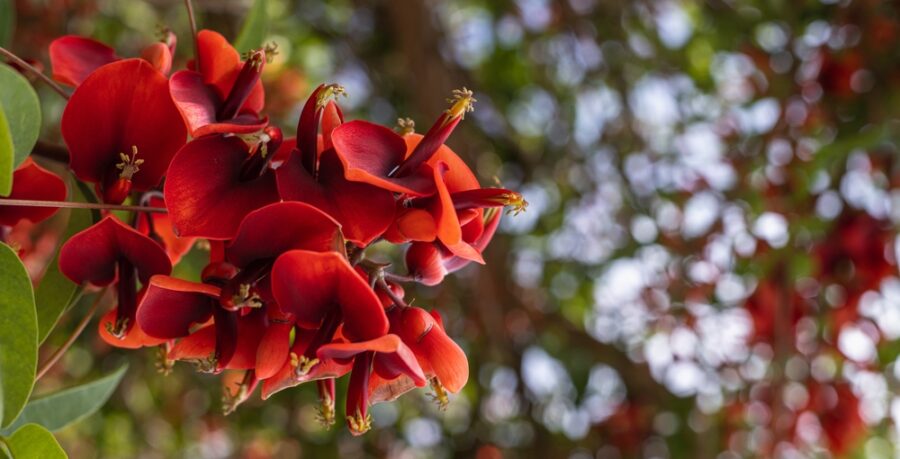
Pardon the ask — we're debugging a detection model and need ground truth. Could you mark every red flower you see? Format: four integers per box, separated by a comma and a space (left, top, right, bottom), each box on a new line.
276, 84, 396, 246
135, 195, 196, 265
59, 216, 172, 340
61, 59, 187, 203
317, 334, 426, 435
168, 30, 268, 137
164, 134, 280, 239
0, 159, 67, 227
49, 31, 176, 87
378, 306, 468, 408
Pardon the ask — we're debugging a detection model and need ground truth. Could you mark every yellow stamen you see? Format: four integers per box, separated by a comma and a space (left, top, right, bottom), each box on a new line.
316, 393, 336, 429
347, 410, 372, 435
104, 317, 130, 340
396, 117, 416, 135
222, 383, 249, 415
316, 83, 347, 110
445, 87, 476, 120
232, 283, 264, 309
193, 355, 217, 373
155, 345, 174, 375
290, 352, 319, 377
428, 377, 450, 411
116, 146, 143, 180
502, 191, 528, 215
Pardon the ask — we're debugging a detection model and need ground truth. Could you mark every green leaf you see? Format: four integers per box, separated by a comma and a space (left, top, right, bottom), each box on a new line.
1, 364, 127, 434
0, 0, 13, 48
5, 424, 66, 459
233, 0, 269, 53
0, 243, 37, 428
0, 64, 40, 171
0, 107, 13, 196
34, 181, 98, 344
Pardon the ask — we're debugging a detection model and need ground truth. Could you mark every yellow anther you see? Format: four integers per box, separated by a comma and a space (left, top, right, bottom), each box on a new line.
232, 283, 264, 309
316, 393, 336, 429
316, 84, 347, 110
445, 87, 476, 120
222, 383, 249, 415
290, 352, 319, 377
428, 377, 450, 411
347, 410, 372, 435
116, 146, 144, 180
193, 355, 218, 373
396, 117, 416, 135
105, 317, 130, 340
155, 345, 174, 376
503, 191, 528, 216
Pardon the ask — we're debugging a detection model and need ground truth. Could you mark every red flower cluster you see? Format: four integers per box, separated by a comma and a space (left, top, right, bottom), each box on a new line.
6, 30, 524, 434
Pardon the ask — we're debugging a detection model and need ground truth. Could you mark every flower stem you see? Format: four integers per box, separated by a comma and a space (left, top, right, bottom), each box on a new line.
376, 276, 410, 308
183, 0, 201, 74
36, 287, 109, 381
0, 46, 70, 100
0, 198, 167, 213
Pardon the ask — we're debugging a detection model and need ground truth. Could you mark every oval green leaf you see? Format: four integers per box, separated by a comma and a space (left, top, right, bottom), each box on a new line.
34, 180, 98, 344
0, 106, 13, 196
5, 424, 66, 459
1, 364, 127, 434
0, 62, 41, 170
0, 243, 37, 428
234, 0, 269, 52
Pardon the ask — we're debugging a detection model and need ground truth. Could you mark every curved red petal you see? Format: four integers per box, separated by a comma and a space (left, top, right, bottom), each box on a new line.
332, 121, 434, 196
226, 309, 268, 370
195, 30, 265, 114
164, 136, 279, 239
98, 308, 167, 349
49, 35, 119, 87
168, 70, 220, 136
395, 208, 438, 242
255, 322, 293, 379
61, 59, 187, 191
192, 114, 269, 137
226, 201, 343, 267
59, 216, 172, 286
140, 42, 173, 76
170, 324, 216, 361
271, 250, 388, 341
405, 242, 447, 287
414, 134, 480, 192
277, 149, 395, 246
136, 275, 217, 339
0, 159, 67, 226
445, 209, 501, 273
136, 196, 196, 265
431, 162, 483, 263
317, 335, 426, 386
417, 327, 468, 393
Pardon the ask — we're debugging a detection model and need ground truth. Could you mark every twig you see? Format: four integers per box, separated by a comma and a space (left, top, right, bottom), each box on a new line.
0, 47, 70, 99
0, 199, 167, 213
183, 0, 201, 74
376, 276, 410, 308
36, 287, 109, 381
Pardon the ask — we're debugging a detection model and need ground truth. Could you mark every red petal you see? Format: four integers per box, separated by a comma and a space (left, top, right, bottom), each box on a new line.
445, 209, 501, 273
332, 121, 434, 196
49, 35, 119, 87
226, 201, 343, 268
168, 70, 220, 135
170, 324, 216, 360
140, 42, 173, 75
260, 328, 351, 398
405, 242, 447, 287
415, 134, 480, 192
196, 30, 265, 114
394, 208, 438, 242
0, 159, 67, 226
59, 216, 172, 286
226, 309, 268, 370
136, 275, 217, 339
391, 306, 467, 392
255, 322, 293, 379
431, 162, 483, 263
321, 100, 344, 151
270, 250, 388, 341
317, 335, 426, 386
98, 308, 167, 349
61, 59, 187, 191
164, 136, 279, 239
277, 149, 395, 246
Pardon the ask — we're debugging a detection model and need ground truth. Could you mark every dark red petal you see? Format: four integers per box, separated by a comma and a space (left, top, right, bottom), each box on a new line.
332, 120, 434, 196
255, 322, 293, 379
270, 250, 388, 341
321, 100, 344, 152
277, 149, 395, 246
164, 136, 279, 239
61, 59, 187, 191
195, 30, 265, 114
0, 159, 67, 226
170, 324, 216, 361
136, 275, 217, 339
168, 70, 221, 136
431, 162, 483, 263
226, 201, 343, 267
49, 35, 119, 87
405, 242, 447, 287
317, 335, 426, 386
140, 42, 173, 75
394, 115, 462, 178
225, 309, 267, 370
59, 216, 172, 286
